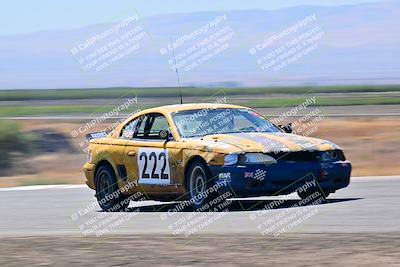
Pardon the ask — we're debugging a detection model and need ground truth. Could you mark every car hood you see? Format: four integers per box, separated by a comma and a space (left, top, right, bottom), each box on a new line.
187, 132, 340, 154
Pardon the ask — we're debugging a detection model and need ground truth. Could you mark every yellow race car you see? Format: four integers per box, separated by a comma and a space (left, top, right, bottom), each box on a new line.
84, 103, 351, 211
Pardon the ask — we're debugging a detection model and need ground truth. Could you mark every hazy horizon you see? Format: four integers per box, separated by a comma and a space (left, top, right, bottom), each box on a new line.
0, 0, 399, 89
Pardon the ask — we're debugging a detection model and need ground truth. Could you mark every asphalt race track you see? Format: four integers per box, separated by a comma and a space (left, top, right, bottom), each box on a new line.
0, 176, 399, 236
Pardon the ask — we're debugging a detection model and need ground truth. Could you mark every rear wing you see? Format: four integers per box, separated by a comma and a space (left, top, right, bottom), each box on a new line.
86, 131, 109, 142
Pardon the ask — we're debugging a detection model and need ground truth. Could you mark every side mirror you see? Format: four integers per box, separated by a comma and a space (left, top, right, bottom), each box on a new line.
159, 130, 172, 140
280, 123, 292, 133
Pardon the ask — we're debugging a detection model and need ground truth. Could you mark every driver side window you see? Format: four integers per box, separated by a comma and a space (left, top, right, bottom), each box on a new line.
140, 113, 170, 140
148, 115, 170, 138
122, 113, 171, 140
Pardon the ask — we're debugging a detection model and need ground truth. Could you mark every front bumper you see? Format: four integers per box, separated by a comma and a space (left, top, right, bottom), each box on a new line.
209, 160, 351, 197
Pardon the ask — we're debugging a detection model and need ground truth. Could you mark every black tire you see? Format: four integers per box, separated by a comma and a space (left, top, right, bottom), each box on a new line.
297, 187, 330, 201
186, 160, 218, 210
95, 164, 130, 212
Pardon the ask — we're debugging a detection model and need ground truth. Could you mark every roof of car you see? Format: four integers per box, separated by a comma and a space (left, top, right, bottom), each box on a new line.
146, 103, 248, 113
112, 103, 252, 138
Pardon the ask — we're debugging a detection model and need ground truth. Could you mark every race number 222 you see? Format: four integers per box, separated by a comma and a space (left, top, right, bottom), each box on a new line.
137, 148, 171, 185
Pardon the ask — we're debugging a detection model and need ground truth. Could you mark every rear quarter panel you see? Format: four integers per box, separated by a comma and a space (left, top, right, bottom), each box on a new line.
86, 138, 128, 189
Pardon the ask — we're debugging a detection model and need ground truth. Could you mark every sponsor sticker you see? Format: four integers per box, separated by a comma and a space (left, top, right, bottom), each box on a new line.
218, 172, 231, 182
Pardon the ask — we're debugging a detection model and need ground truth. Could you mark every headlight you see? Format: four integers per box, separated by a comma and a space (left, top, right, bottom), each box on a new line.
239, 153, 277, 165
321, 150, 343, 162
224, 154, 238, 166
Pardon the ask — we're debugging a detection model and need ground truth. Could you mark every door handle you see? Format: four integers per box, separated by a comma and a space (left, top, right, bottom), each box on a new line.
127, 151, 136, 157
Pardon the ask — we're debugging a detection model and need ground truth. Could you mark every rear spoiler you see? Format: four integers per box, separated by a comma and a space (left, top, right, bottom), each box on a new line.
86, 131, 109, 141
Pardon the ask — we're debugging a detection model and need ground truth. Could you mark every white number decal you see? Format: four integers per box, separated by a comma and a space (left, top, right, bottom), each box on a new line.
138, 148, 170, 185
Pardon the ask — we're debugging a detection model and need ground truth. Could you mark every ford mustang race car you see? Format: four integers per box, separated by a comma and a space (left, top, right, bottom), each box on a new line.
84, 103, 351, 211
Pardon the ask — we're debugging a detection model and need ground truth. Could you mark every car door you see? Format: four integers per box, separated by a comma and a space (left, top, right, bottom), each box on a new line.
122, 112, 182, 195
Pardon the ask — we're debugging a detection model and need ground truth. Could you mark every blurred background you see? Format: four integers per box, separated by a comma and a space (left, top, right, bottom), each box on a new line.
0, 0, 399, 186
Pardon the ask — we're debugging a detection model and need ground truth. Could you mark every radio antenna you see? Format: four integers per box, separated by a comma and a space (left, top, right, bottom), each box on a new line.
171, 41, 183, 104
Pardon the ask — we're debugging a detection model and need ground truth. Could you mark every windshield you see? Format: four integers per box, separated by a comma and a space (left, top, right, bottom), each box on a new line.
173, 108, 281, 138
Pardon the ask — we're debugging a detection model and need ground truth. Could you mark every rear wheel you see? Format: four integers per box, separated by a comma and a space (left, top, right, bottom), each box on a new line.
95, 165, 129, 212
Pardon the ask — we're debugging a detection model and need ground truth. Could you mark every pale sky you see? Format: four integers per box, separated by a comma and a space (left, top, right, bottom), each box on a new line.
0, 0, 388, 35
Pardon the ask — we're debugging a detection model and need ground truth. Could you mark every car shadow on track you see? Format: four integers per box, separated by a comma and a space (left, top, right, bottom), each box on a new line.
119, 198, 362, 213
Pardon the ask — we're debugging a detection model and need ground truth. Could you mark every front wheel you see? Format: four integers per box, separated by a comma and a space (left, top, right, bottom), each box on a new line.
95, 165, 130, 212
187, 161, 217, 210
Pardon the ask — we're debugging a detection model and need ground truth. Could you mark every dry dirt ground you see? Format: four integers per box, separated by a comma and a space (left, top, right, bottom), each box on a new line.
314, 118, 400, 176
0, 234, 399, 266
0, 117, 399, 187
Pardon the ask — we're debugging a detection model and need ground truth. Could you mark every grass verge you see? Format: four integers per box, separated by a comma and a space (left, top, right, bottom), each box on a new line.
0, 85, 400, 101
1, 96, 400, 116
